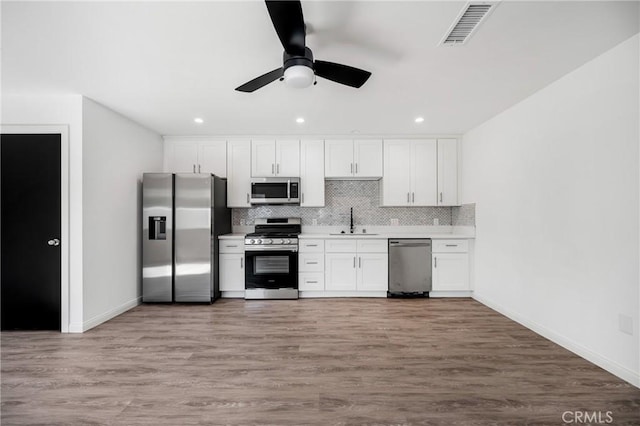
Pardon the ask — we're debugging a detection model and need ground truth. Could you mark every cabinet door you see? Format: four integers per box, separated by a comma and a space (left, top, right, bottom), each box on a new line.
227, 140, 251, 207
251, 139, 276, 177
169, 142, 199, 173
325, 253, 357, 290
432, 253, 469, 291
324, 140, 354, 178
198, 141, 227, 177
300, 139, 325, 207
354, 140, 383, 178
357, 253, 388, 291
412, 139, 438, 206
219, 253, 245, 291
276, 140, 300, 176
382, 140, 412, 206
437, 138, 458, 206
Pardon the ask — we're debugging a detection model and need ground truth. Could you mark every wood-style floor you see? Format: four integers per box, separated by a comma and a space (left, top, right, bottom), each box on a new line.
2, 299, 639, 425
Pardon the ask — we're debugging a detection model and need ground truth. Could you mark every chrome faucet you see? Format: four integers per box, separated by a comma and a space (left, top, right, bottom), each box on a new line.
350, 207, 355, 234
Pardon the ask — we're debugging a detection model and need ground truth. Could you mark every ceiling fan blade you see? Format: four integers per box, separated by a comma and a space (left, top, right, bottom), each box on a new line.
265, 1, 306, 56
235, 68, 284, 92
314, 60, 371, 88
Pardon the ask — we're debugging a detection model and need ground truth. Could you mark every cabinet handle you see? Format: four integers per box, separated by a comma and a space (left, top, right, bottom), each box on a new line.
358, 257, 361, 268
307, 280, 318, 284
198, 164, 201, 173
355, 163, 358, 174
445, 244, 458, 247
412, 192, 415, 203
193, 164, 196, 173
277, 164, 280, 174
226, 245, 238, 248
307, 244, 318, 247
407, 192, 410, 203
272, 164, 275, 175
353, 257, 356, 268
240, 258, 244, 268
434, 257, 437, 268
246, 193, 250, 203
440, 192, 443, 203
302, 193, 305, 204
350, 163, 354, 174
307, 261, 318, 265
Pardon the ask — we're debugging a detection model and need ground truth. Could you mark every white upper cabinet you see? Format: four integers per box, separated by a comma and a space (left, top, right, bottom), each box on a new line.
165, 139, 227, 177
437, 138, 458, 206
300, 139, 325, 207
251, 139, 300, 177
324, 139, 382, 179
382, 139, 437, 206
227, 140, 251, 208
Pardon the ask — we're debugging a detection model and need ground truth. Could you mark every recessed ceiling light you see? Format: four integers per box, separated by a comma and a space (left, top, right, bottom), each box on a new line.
194, 117, 204, 124
415, 117, 425, 123
296, 117, 305, 124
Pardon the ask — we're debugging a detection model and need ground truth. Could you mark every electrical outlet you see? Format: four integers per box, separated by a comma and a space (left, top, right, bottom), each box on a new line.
312, 218, 318, 226
433, 218, 439, 226
619, 314, 633, 335
390, 218, 399, 226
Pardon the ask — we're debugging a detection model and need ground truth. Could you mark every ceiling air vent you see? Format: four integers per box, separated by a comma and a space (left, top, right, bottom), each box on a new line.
440, 2, 497, 46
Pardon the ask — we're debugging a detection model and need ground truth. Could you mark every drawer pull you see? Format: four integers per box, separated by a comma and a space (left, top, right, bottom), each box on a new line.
226, 245, 238, 247
445, 244, 458, 247
306, 244, 318, 247
306, 261, 318, 265
306, 280, 318, 284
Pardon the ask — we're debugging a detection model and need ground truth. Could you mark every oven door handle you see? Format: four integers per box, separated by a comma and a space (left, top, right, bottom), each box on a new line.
287, 179, 291, 201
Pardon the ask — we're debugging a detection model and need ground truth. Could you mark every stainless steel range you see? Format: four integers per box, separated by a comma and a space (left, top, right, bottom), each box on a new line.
244, 218, 301, 299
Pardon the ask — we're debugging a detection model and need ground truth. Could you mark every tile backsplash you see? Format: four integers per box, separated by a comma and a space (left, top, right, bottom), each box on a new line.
233, 181, 475, 227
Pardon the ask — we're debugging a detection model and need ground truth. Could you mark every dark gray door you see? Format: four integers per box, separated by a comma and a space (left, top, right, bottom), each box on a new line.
1, 133, 61, 330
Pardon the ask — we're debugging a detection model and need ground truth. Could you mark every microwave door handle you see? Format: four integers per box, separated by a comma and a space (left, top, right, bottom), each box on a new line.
287, 179, 291, 201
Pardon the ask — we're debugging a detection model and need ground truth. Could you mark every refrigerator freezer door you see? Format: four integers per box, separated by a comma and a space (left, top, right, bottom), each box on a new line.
142, 173, 173, 302
174, 174, 213, 302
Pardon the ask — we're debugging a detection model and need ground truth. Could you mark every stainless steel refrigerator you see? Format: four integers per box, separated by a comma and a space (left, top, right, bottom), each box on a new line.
142, 173, 231, 303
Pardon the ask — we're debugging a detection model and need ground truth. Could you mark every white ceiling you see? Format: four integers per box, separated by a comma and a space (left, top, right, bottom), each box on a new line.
2, 1, 638, 136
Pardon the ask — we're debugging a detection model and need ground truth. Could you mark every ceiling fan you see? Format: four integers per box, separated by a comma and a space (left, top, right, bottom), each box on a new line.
235, 1, 372, 92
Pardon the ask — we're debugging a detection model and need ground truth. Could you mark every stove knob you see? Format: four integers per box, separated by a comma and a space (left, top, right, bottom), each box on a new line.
282, 239, 290, 244
262, 238, 272, 244
249, 239, 256, 244
272, 239, 283, 245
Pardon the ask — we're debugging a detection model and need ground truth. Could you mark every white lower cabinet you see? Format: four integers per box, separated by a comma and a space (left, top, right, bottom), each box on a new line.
432, 239, 470, 293
324, 239, 388, 294
219, 238, 245, 296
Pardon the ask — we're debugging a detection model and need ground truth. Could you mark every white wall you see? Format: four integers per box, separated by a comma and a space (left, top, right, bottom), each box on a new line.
81, 98, 163, 330
1, 94, 84, 332
461, 35, 639, 386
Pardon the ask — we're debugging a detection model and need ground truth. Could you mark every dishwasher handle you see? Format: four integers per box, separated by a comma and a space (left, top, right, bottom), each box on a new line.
389, 240, 431, 247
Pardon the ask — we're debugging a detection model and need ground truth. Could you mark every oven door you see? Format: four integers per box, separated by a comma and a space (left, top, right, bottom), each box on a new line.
245, 249, 298, 292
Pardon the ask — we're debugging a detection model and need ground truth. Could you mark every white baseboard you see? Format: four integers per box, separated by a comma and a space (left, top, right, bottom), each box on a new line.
430, 291, 473, 298
71, 297, 141, 333
473, 293, 640, 388
299, 291, 387, 298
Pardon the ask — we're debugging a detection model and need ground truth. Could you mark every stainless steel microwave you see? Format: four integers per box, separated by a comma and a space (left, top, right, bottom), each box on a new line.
250, 177, 300, 205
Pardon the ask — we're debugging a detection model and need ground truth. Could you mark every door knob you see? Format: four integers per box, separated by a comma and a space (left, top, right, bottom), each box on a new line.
47, 238, 60, 246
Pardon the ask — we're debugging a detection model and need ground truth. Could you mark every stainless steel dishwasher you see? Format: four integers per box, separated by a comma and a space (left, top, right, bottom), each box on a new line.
388, 239, 432, 296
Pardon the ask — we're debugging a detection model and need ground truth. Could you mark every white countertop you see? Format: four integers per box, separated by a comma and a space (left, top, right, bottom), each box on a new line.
219, 226, 475, 240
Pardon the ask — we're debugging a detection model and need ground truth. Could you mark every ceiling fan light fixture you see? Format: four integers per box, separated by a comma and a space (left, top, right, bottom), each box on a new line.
284, 65, 314, 88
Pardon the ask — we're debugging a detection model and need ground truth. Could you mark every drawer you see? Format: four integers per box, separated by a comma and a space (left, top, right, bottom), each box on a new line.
432, 239, 468, 253
299, 239, 325, 253
299, 253, 324, 272
356, 239, 388, 253
299, 272, 324, 291
219, 239, 244, 253
325, 239, 358, 253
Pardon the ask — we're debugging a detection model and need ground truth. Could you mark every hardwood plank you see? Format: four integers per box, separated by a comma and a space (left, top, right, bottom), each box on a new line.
2, 299, 638, 425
